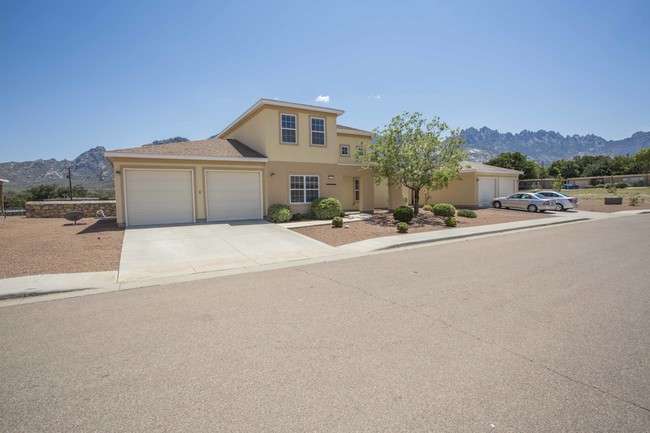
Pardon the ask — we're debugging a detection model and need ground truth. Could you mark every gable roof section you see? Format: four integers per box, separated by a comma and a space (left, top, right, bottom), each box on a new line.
460, 161, 523, 175
218, 99, 345, 138
336, 124, 374, 136
104, 138, 268, 162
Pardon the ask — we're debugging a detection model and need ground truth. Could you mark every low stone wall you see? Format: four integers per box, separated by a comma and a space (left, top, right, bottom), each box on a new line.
25, 200, 116, 218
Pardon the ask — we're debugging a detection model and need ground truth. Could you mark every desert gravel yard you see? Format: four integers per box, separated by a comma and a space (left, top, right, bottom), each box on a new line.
0, 217, 124, 279
291, 208, 553, 247
569, 195, 650, 212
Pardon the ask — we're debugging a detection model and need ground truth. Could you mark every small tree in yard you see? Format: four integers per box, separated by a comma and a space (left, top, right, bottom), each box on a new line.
357, 112, 466, 215
552, 174, 565, 191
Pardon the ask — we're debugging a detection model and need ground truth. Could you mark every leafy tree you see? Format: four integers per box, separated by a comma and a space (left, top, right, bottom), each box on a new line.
357, 112, 465, 215
548, 159, 581, 178
145, 137, 190, 146
552, 174, 565, 191
635, 147, 650, 186
485, 152, 541, 179
27, 184, 61, 201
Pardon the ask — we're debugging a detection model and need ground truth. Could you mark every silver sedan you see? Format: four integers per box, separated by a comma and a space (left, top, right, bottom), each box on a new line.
491, 193, 556, 212
535, 190, 579, 211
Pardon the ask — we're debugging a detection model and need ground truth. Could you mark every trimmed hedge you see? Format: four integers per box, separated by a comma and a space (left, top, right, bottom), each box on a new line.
393, 205, 414, 223
457, 209, 477, 218
433, 203, 456, 217
423, 204, 433, 212
332, 216, 343, 228
311, 197, 342, 220
396, 222, 409, 233
267, 204, 292, 223
445, 216, 457, 227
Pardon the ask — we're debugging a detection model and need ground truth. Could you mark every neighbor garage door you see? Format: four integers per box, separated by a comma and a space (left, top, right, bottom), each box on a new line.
477, 176, 497, 207
499, 177, 516, 197
124, 169, 194, 226
206, 171, 262, 221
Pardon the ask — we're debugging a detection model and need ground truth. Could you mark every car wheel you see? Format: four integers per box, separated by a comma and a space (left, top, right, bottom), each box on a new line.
527, 204, 538, 212
493, 201, 502, 209
555, 203, 564, 211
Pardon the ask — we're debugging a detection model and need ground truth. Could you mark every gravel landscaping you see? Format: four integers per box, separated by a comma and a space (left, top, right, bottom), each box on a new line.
0, 217, 124, 279
291, 208, 553, 247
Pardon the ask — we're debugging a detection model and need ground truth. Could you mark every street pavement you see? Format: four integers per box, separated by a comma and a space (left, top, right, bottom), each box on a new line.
1, 214, 649, 432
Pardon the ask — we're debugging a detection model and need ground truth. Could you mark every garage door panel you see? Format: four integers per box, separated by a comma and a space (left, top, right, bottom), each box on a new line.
125, 170, 194, 226
477, 177, 497, 208
499, 177, 516, 197
206, 171, 262, 222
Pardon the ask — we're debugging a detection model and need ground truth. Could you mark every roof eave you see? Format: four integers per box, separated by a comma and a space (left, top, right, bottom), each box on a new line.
103, 152, 268, 163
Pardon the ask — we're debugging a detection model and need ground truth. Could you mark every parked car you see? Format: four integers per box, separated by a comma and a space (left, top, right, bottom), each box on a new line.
535, 190, 579, 211
563, 183, 579, 189
491, 193, 556, 212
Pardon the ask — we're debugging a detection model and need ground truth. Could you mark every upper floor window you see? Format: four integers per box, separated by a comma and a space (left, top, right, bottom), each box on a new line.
281, 113, 297, 144
340, 145, 350, 157
356, 145, 365, 156
311, 117, 325, 146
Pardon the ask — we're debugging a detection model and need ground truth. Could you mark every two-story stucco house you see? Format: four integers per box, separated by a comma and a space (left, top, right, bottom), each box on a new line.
105, 99, 403, 227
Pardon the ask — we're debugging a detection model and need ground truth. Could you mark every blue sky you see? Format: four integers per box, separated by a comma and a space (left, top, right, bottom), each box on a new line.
1, 0, 649, 162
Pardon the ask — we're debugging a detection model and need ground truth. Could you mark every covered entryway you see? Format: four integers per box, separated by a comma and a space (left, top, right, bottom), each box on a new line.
124, 169, 195, 226
205, 170, 263, 222
477, 176, 497, 208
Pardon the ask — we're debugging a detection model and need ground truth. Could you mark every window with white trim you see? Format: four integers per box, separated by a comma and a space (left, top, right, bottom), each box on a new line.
290, 175, 319, 204
311, 117, 325, 146
281, 113, 297, 144
340, 145, 350, 156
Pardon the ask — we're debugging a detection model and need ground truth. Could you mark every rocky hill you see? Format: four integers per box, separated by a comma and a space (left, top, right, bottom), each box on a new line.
461, 127, 650, 163
0, 147, 114, 191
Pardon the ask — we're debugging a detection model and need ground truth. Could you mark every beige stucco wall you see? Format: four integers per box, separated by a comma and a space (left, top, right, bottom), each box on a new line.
109, 157, 266, 225
227, 107, 342, 163
266, 161, 374, 214
336, 132, 371, 164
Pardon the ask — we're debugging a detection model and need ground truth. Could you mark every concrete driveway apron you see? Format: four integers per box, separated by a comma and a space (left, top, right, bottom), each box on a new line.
118, 220, 339, 282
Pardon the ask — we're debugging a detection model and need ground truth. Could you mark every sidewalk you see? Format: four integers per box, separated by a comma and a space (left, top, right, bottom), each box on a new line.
1, 210, 646, 303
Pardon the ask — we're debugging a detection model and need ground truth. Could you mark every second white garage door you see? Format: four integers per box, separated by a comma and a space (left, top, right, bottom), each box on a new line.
206, 171, 263, 221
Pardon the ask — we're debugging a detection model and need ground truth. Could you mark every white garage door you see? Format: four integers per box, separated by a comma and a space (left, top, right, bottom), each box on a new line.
124, 170, 194, 226
477, 176, 497, 207
499, 177, 516, 197
206, 171, 262, 221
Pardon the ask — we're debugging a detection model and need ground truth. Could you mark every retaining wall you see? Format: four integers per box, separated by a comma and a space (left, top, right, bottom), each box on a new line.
25, 200, 116, 218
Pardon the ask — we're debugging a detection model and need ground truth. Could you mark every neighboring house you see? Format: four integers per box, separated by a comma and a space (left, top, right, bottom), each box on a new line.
105, 99, 403, 227
374, 162, 523, 209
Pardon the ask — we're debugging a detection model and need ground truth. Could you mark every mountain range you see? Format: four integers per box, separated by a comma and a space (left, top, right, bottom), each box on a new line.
1, 130, 648, 190
461, 127, 650, 163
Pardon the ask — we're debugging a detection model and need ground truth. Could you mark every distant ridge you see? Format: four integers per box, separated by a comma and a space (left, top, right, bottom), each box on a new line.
461, 127, 650, 163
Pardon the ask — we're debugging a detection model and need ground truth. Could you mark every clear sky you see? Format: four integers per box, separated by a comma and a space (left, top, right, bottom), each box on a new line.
1, 0, 649, 162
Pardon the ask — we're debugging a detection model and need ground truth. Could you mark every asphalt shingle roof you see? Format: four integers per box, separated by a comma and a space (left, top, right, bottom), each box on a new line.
107, 138, 266, 159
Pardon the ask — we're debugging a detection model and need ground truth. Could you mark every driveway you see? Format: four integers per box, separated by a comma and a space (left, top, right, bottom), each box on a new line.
118, 220, 339, 282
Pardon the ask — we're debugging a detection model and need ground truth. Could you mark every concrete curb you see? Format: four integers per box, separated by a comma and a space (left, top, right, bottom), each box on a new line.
369, 217, 591, 251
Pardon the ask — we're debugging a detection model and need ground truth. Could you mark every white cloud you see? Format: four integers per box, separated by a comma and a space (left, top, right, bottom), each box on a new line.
368, 94, 381, 99
315, 95, 330, 104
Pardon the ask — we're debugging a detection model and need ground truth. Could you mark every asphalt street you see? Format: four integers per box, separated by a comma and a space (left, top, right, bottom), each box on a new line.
1, 215, 649, 432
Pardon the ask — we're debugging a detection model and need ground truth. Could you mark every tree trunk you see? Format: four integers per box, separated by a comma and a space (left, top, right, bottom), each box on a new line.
413, 189, 420, 216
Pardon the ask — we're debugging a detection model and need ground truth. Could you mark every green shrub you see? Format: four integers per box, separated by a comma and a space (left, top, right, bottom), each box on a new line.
457, 209, 477, 218
339, 210, 346, 218
629, 194, 645, 206
423, 204, 433, 212
292, 213, 303, 221
615, 182, 628, 189
332, 216, 343, 228
393, 205, 414, 223
396, 222, 409, 233
267, 204, 292, 223
444, 216, 457, 227
311, 197, 342, 220
433, 203, 456, 217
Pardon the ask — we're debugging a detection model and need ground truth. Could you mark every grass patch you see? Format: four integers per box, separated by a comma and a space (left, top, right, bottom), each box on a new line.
568, 187, 650, 196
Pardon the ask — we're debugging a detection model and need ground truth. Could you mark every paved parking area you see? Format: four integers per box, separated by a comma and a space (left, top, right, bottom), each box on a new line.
118, 220, 339, 282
